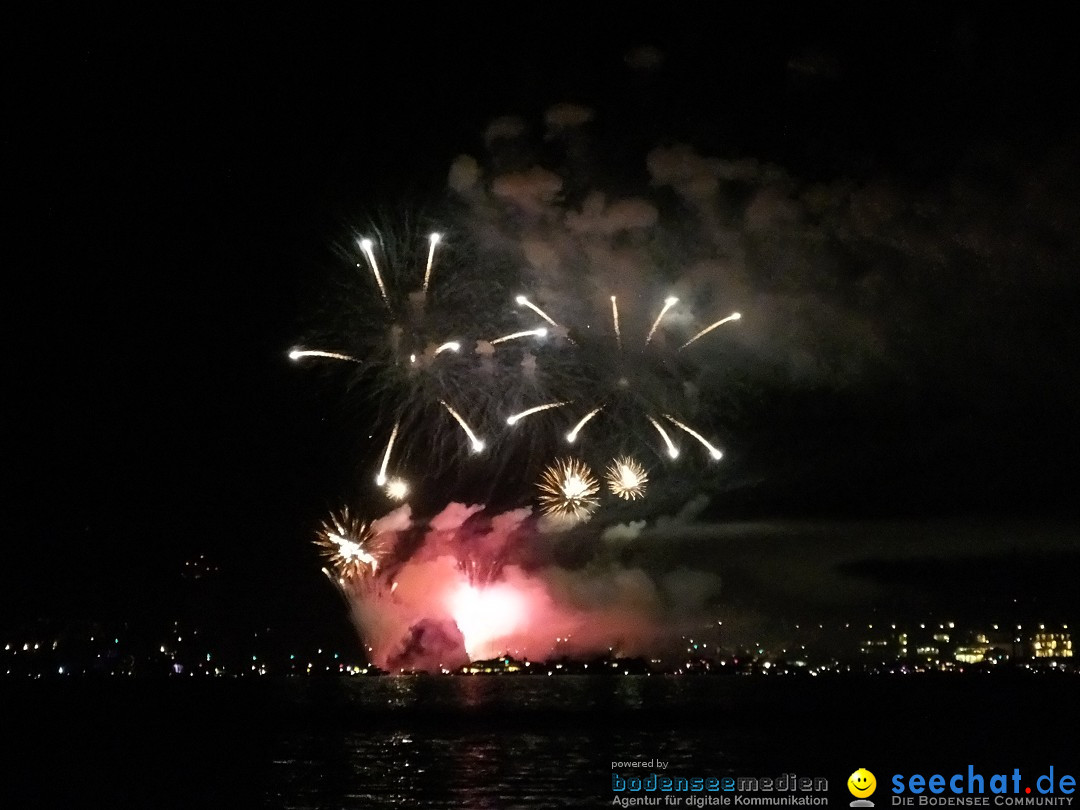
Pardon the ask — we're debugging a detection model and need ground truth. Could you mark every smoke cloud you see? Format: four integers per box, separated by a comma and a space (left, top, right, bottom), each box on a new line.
341, 501, 722, 672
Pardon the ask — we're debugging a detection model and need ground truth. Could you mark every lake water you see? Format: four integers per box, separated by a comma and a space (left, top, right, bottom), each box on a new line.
4, 673, 1077, 808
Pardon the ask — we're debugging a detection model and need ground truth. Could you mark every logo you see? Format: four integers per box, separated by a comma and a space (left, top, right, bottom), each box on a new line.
890, 765, 1077, 804
849, 768, 878, 807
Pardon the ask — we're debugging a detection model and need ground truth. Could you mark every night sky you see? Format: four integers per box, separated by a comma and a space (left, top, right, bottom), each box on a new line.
7, 6, 1079, 638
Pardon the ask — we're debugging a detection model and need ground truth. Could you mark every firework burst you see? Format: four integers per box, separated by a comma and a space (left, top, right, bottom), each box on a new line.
604, 456, 648, 500
520, 292, 738, 470
289, 220, 543, 493
384, 477, 409, 501
536, 457, 600, 517
315, 507, 388, 580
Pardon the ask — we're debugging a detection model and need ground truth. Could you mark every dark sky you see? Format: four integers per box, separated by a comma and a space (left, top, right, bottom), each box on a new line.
6, 6, 1079, 631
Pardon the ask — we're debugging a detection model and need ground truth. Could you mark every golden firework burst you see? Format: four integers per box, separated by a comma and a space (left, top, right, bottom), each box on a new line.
605, 456, 648, 500
536, 457, 600, 517
315, 507, 383, 579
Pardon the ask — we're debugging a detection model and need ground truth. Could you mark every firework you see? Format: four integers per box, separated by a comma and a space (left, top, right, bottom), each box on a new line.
288, 348, 359, 363
515, 295, 563, 332
610, 296, 622, 350
523, 292, 740, 472
490, 327, 548, 345
440, 400, 485, 453
644, 297, 678, 345
507, 401, 567, 426
373, 423, 412, 500
359, 237, 391, 307
385, 478, 409, 500
294, 213, 741, 516
449, 582, 527, 660
646, 416, 680, 459
663, 414, 723, 461
290, 225, 538, 490
565, 406, 602, 443
678, 312, 741, 350
292, 110, 764, 672
375, 421, 399, 486
605, 456, 648, 500
536, 457, 600, 517
315, 507, 386, 579
421, 232, 441, 294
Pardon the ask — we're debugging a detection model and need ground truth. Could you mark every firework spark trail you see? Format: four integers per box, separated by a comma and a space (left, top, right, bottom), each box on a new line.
507, 401, 568, 426
440, 400, 485, 452
490, 327, 548, 345
358, 238, 391, 308
514, 295, 563, 330
644, 297, 679, 345
646, 416, 679, 459
510, 294, 740, 467
288, 348, 359, 363
605, 456, 648, 500
376, 421, 400, 486
610, 296, 622, 351
679, 312, 741, 350
663, 414, 723, 460
536, 457, 600, 517
434, 341, 461, 355
422, 232, 441, 294
566, 406, 603, 443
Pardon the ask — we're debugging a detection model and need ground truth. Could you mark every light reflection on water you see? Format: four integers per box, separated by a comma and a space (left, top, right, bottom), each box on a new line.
260, 673, 1079, 808
266, 675, 747, 809
6, 673, 1072, 809
270, 727, 651, 809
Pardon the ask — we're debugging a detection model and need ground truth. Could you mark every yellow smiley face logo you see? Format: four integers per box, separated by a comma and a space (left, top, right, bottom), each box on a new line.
848, 768, 877, 798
